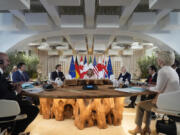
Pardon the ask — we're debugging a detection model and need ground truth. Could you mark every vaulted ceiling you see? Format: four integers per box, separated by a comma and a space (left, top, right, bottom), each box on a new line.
1, 0, 180, 55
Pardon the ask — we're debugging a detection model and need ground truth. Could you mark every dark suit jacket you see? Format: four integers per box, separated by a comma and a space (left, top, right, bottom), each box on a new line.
12, 70, 29, 83
118, 72, 131, 83
51, 71, 65, 81
176, 67, 180, 80
0, 72, 17, 100
146, 73, 157, 84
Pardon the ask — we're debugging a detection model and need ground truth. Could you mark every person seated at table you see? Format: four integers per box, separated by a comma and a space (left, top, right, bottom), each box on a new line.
117, 66, 131, 86
12, 62, 29, 83
172, 60, 180, 81
84, 68, 97, 79
9, 65, 17, 81
128, 50, 180, 135
51, 64, 65, 82
0, 52, 39, 135
125, 66, 158, 108
141, 65, 158, 101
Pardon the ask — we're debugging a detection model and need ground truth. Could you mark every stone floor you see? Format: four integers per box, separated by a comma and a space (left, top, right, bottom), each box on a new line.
26, 107, 158, 135
26, 96, 180, 135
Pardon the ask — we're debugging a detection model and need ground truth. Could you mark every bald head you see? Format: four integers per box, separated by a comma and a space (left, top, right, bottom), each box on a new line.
0, 52, 10, 70
121, 66, 127, 73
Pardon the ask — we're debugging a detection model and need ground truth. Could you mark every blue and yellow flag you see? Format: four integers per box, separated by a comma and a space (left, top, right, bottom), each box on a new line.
107, 56, 113, 78
69, 56, 76, 78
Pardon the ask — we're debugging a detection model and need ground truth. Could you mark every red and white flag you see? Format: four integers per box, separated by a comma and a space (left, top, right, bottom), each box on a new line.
79, 56, 84, 79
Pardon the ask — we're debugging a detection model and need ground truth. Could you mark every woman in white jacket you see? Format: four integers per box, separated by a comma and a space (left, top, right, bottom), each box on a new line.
129, 50, 180, 135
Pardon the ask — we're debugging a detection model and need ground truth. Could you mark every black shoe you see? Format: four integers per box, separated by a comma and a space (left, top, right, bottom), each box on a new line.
125, 103, 135, 108
151, 113, 157, 119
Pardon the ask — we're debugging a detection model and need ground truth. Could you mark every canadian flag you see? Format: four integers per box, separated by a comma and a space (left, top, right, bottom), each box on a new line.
79, 56, 84, 79
96, 57, 108, 79
102, 57, 108, 78
79, 56, 88, 79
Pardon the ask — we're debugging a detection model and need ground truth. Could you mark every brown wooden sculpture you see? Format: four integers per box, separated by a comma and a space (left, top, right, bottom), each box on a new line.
39, 98, 53, 119
39, 97, 124, 129
51, 98, 76, 121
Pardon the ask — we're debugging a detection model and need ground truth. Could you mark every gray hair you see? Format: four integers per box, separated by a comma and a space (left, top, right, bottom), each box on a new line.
157, 51, 175, 66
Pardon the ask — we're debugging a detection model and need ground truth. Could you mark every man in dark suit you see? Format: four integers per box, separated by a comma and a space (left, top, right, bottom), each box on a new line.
126, 65, 157, 108
12, 62, 29, 83
0, 52, 39, 135
172, 60, 180, 82
117, 66, 131, 84
141, 65, 157, 101
51, 64, 65, 81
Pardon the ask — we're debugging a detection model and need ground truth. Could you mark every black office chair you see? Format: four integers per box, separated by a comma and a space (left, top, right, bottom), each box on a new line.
0, 100, 27, 135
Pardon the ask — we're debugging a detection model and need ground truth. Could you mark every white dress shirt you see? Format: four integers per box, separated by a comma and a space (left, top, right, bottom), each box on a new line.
0, 67, 3, 74
150, 66, 180, 93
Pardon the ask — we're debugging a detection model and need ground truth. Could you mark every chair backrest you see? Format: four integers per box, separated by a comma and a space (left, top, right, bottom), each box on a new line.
48, 72, 52, 81
0, 100, 20, 118
157, 90, 180, 115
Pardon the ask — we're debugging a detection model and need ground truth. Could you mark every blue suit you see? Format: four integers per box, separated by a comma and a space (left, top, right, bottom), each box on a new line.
12, 70, 29, 83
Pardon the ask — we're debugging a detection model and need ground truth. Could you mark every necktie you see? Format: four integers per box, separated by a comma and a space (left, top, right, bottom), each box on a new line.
149, 76, 152, 83
21, 72, 26, 81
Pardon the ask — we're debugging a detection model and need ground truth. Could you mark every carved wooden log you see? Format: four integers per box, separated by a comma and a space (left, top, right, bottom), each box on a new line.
111, 97, 125, 126
51, 99, 76, 121
40, 97, 124, 129
39, 98, 53, 119
74, 98, 124, 129
74, 99, 94, 129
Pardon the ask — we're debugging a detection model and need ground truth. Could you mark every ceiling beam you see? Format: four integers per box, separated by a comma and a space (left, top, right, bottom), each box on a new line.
119, 0, 141, 26
10, 10, 26, 23
106, 35, 116, 49
84, 0, 95, 28
40, 0, 61, 27
64, 35, 74, 49
87, 34, 93, 50
156, 9, 172, 22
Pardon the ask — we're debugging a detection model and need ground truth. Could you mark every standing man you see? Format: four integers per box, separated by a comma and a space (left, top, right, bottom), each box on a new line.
0, 52, 39, 135
12, 62, 29, 83
51, 64, 65, 81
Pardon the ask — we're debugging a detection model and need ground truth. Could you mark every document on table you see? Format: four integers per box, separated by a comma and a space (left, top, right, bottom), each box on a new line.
114, 87, 145, 93
23, 87, 44, 93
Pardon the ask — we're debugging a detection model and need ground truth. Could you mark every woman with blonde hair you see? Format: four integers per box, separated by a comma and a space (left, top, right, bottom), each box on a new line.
129, 50, 180, 135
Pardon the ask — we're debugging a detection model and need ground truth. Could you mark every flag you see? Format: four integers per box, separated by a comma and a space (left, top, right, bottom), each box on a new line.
97, 57, 104, 79
81, 56, 88, 78
104, 61, 108, 78
79, 56, 84, 79
75, 56, 80, 79
84, 56, 87, 65
93, 56, 99, 77
107, 56, 113, 78
88, 56, 94, 69
102, 56, 108, 78
69, 56, 76, 78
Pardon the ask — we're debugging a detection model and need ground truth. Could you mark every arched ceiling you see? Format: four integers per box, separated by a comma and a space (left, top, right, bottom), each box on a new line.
0, 0, 180, 54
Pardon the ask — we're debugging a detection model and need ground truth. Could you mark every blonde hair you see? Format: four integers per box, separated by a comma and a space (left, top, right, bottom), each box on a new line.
157, 51, 175, 66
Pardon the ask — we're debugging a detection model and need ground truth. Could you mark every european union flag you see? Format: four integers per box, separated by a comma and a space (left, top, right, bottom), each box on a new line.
69, 56, 76, 78
107, 56, 113, 78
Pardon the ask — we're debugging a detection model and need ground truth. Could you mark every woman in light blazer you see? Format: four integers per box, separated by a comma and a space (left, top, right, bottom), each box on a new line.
129, 50, 180, 135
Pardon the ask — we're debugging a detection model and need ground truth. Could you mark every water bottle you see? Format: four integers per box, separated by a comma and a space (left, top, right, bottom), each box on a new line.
125, 79, 129, 86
